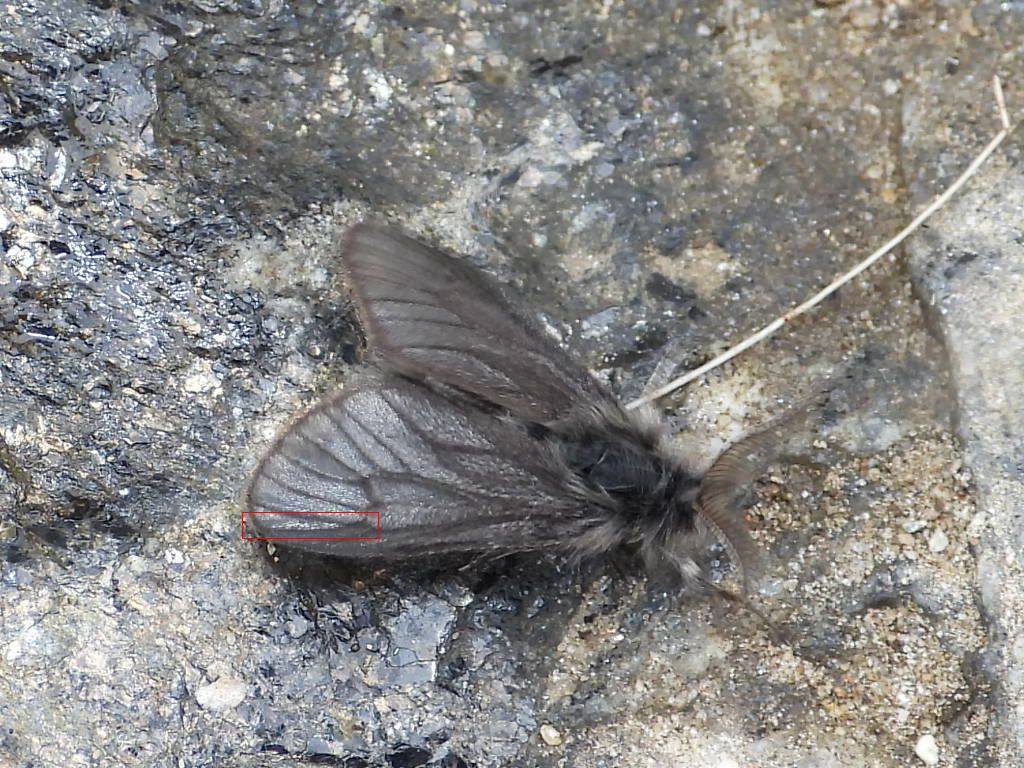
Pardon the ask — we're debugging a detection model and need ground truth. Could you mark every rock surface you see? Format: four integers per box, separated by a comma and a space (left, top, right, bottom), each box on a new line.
1, 1, 1021, 766
907, 110, 1024, 765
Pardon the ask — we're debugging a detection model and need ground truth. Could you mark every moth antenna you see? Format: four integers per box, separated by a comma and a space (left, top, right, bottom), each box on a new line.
693, 498, 761, 593
696, 402, 818, 591
702, 425, 783, 497
695, 423, 788, 591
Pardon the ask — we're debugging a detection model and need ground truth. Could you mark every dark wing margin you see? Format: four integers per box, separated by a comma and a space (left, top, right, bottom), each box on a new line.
341, 223, 608, 422
244, 375, 606, 559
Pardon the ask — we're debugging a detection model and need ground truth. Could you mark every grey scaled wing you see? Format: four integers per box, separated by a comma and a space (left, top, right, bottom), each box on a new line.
244, 375, 605, 558
341, 223, 611, 422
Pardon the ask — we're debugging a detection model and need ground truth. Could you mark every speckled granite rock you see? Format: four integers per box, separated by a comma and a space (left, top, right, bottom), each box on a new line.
1, 1, 1021, 766
905, 110, 1024, 767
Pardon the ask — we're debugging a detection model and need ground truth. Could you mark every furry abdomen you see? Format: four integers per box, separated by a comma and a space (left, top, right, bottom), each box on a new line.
548, 403, 704, 564
566, 433, 699, 518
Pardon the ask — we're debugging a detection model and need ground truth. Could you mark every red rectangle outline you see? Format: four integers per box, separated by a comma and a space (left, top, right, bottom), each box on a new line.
241, 511, 381, 541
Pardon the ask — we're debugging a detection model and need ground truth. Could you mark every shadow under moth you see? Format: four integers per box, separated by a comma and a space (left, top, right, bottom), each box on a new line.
244, 223, 768, 588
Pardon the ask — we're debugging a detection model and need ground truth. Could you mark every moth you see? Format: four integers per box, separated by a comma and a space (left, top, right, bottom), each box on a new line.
244, 224, 764, 588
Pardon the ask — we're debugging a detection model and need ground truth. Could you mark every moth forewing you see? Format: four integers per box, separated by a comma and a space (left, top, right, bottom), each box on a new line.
244, 375, 614, 559
340, 223, 609, 421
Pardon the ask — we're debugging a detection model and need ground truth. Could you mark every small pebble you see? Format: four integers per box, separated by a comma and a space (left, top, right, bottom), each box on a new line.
539, 723, 563, 746
915, 733, 939, 765
928, 529, 950, 554
287, 615, 312, 638
164, 548, 185, 565
195, 677, 247, 711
